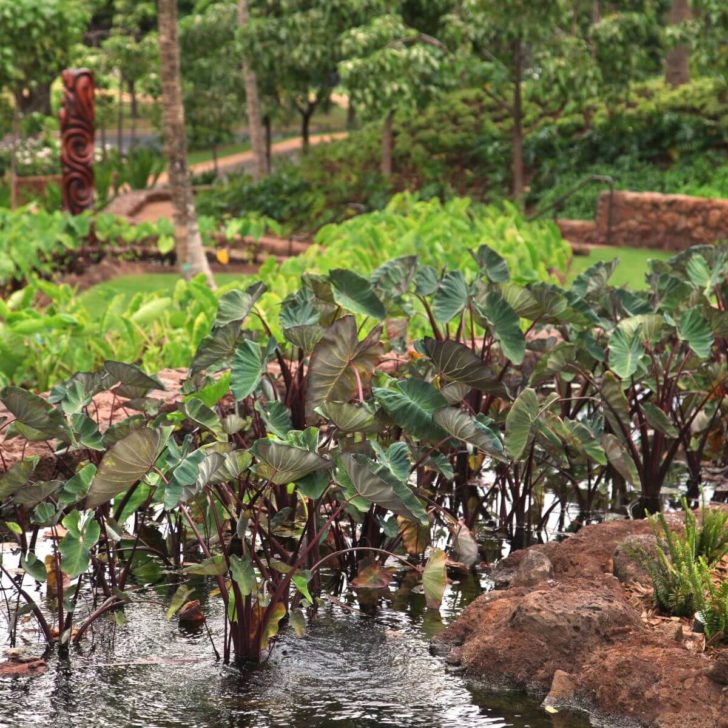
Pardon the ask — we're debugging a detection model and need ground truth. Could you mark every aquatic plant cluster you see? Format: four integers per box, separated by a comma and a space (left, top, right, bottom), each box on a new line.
2, 242, 728, 665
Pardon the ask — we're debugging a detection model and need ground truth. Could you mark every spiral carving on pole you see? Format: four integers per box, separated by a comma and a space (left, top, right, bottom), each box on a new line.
60, 69, 95, 214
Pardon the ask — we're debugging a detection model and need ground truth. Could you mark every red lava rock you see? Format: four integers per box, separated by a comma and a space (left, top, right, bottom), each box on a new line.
435, 518, 728, 727
0, 658, 47, 677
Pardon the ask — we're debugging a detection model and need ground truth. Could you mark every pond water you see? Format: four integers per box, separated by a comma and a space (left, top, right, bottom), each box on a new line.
0, 575, 591, 728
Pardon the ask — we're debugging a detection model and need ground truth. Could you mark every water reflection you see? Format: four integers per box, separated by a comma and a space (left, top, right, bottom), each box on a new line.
0, 578, 590, 728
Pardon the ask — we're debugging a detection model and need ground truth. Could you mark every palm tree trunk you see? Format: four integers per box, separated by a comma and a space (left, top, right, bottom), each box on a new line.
238, 0, 269, 180
665, 0, 691, 88
157, 0, 215, 286
511, 39, 525, 201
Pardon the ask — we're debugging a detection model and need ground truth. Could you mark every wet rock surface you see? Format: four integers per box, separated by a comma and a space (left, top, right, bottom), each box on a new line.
435, 519, 728, 728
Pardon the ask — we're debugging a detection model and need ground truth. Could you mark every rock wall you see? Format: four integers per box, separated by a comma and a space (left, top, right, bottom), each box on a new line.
596, 191, 728, 250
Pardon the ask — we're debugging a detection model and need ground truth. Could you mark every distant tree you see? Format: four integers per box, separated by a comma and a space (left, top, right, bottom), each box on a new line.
338, 13, 448, 178
157, 0, 215, 286
180, 2, 244, 174
664, 0, 692, 87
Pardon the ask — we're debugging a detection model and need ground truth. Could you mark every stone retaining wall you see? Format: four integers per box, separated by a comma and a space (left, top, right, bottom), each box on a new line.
596, 190, 728, 250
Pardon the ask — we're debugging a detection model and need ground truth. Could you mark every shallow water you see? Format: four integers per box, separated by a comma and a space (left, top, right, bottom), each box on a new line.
0, 576, 591, 728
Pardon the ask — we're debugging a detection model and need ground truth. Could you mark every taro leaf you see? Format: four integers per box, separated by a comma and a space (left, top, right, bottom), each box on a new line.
373, 379, 447, 441
351, 563, 394, 590
451, 522, 479, 567
678, 308, 713, 359
102, 415, 145, 448
290, 608, 306, 637
474, 290, 525, 365
564, 420, 607, 465
686, 254, 711, 289
371, 255, 417, 298
440, 381, 471, 405
329, 269, 386, 319
530, 342, 578, 386
183, 554, 227, 577
372, 441, 411, 481
20, 553, 47, 582
70, 413, 104, 450
165, 450, 215, 509
87, 429, 163, 508
292, 571, 314, 604
433, 271, 469, 323
183, 398, 224, 439
229, 554, 255, 596
601, 372, 632, 437
0, 457, 39, 500
190, 321, 241, 374
166, 585, 194, 619
340, 452, 428, 524
505, 388, 540, 460
255, 400, 293, 439
0, 387, 71, 444
280, 288, 320, 329
608, 326, 644, 380
296, 469, 332, 499
422, 548, 447, 610
209, 450, 252, 484
602, 433, 639, 486
214, 282, 266, 328
49, 378, 93, 415
305, 316, 382, 420
415, 266, 439, 296
642, 403, 679, 438
423, 339, 506, 396
189, 372, 231, 408
104, 361, 163, 398
252, 440, 331, 485
59, 518, 101, 578
231, 340, 264, 400
284, 324, 324, 354
570, 259, 618, 299
222, 414, 247, 435
58, 463, 96, 506
433, 407, 505, 461
471, 244, 509, 283
397, 516, 430, 556
14, 480, 62, 508
318, 401, 379, 433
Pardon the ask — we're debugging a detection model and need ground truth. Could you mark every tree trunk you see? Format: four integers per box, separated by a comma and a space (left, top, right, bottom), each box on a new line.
665, 0, 692, 88
10, 105, 20, 210
381, 110, 394, 178
511, 40, 525, 201
212, 146, 219, 177
129, 79, 139, 118
117, 74, 124, 153
237, 0, 269, 180
14, 83, 51, 116
157, 0, 216, 287
347, 102, 356, 130
264, 114, 272, 171
301, 109, 312, 154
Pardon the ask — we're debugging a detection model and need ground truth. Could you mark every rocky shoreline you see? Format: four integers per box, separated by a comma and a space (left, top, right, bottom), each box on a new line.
433, 519, 728, 728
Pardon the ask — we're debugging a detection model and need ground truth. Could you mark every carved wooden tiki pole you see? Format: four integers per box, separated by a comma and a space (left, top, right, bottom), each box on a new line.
60, 69, 95, 214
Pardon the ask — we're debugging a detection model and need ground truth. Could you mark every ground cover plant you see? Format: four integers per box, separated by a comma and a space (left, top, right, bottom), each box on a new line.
3, 241, 728, 670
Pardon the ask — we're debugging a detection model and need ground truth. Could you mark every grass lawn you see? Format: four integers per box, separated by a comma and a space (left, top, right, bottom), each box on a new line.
565, 245, 672, 289
78, 245, 670, 315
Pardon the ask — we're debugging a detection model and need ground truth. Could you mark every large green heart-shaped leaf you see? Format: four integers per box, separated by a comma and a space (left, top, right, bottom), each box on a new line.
471, 244, 510, 283
0, 456, 39, 500
608, 325, 644, 380
373, 380, 447, 441
283, 325, 324, 354
433, 407, 505, 460
601, 433, 639, 485
433, 271, 469, 323
215, 282, 266, 328
329, 269, 386, 320
601, 372, 632, 437
678, 308, 713, 359
104, 361, 163, 398
229, 554, 255, 596
190, 321, 241, 374
231, 340, 264, 400
0, 387, 71, 444
318, 401, 380, 433
340, 452, 428, 524
641, 403, 678, 438
505, 388, 540, 460
423, 339, 506, 395
252, 440, 331, 485
59, 517, 101, 578
305, 316, 382, 420
87, 429, 163, 508
371, 256, 417, 299
474, 290, 525, 365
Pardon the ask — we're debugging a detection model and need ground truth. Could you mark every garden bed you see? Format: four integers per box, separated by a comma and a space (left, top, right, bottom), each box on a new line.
434, 518, 728, 728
